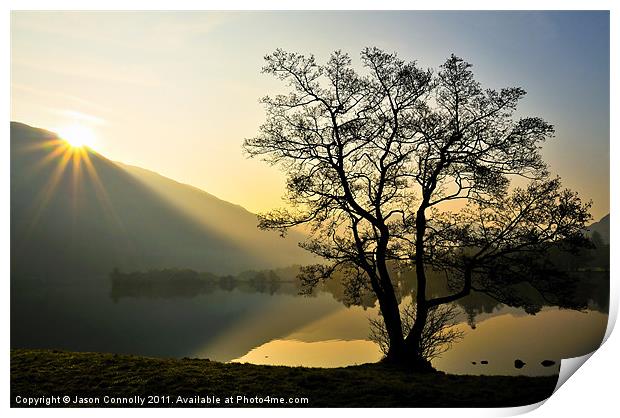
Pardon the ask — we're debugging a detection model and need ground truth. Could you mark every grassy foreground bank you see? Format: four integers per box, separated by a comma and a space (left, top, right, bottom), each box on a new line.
11, 349, 558, 407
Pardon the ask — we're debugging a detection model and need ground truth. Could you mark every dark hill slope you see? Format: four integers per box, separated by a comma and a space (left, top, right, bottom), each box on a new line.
11, 122, 312, 279
587, 214, 610, 244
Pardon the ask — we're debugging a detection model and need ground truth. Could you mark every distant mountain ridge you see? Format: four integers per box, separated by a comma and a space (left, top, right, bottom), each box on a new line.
11, 121, 609, 280
11, 121, 314, 280
587, 214, 610, 244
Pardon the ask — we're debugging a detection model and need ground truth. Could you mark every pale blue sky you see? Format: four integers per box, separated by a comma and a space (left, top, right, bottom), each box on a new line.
11, 11, 610, 218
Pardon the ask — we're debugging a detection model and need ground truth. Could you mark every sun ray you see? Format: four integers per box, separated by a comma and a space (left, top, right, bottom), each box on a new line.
22, 138, 66, 152
22, 132, 122, 237
15, 125, 139, 260
71, 146, 84, 219
80, 150, 126, 233
29, 142, 72, 174
25, 144, 74, 237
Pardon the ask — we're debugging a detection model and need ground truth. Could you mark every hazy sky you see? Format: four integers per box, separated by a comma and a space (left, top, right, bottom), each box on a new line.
11, 11, 610, 219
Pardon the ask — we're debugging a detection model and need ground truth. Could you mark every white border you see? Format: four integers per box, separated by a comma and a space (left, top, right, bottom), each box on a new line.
3, 1, 617, 417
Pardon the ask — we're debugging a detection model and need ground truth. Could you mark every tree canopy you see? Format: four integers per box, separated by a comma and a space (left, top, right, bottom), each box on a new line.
244, 48, 592, 368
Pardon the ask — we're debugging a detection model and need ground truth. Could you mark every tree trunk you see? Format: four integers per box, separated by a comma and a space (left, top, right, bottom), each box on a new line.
372, 216, 435, 371
374, 233, 407, 363
390, 205, 435, 371
404, 302, 428, 358
381, 299, 406, 363
375, 239, 433, 370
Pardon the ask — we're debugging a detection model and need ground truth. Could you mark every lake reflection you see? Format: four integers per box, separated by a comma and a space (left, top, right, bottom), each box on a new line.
11, 272, 608, 376
231, 303, 606, 376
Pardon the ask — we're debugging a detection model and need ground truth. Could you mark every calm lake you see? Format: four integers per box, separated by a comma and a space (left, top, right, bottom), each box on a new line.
11, 274, 608, 376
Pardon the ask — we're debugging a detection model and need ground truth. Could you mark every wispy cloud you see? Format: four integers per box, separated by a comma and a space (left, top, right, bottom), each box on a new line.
51, 109, 106, 126
11, 83, 111, 113
12, 11, 234, 53
12, 58, 161, 88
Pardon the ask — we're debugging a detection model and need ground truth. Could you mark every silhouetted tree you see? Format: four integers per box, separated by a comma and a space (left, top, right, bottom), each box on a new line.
244, 48, 591, 369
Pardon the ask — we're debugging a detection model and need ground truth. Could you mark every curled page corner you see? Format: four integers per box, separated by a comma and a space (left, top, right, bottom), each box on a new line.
496, 399, 547, 417
602, 299, 617, 344
498, 351, 599, 417
554, 351, 595, 393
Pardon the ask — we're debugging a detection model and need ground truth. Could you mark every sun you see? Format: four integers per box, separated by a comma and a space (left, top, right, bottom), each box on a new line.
58, 124, 97, 148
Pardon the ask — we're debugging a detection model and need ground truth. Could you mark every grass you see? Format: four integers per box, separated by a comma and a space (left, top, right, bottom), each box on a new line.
11, 349, 558, 408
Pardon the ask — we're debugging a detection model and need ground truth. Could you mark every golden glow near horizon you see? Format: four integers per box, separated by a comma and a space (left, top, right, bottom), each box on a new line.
57, 123, 98, 149
10, 11, 610, 219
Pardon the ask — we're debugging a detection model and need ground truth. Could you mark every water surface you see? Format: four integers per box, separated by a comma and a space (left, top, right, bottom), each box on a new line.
11, 275, 607, 376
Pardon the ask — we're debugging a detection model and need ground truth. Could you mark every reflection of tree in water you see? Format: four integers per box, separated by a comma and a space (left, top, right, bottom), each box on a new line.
455, 292, 502, 329
317, 257, 608, 328
109, 244, 609, 328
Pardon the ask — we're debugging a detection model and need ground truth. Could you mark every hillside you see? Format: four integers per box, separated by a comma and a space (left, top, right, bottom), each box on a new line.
587, 214, 610, 244
11, 122, 313, 279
